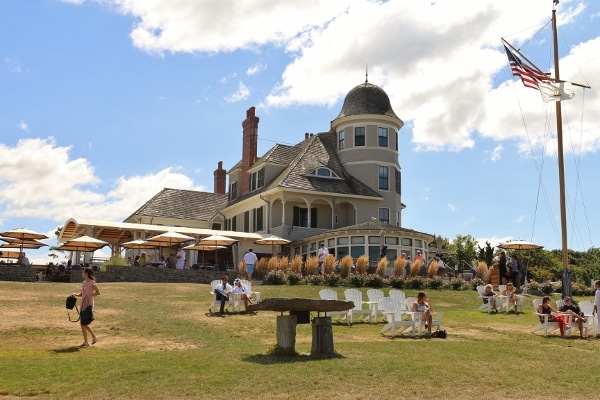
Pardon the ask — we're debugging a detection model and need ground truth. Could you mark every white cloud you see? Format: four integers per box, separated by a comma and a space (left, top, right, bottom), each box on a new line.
225, 81, 250, 103
490, 144, 503, 162
4, 57, 22, 74
62, 0, 599, 154
0, 138, 205, 224
247, 64, 267, 76
18, 121, 29, 133
448, 203, 456, 212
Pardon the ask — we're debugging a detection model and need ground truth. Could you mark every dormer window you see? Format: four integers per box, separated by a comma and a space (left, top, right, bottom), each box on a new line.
249, 168, 264, 192
309, 167, 339, 178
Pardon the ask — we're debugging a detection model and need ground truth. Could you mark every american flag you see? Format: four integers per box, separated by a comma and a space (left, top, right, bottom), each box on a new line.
503, 45, 548, 90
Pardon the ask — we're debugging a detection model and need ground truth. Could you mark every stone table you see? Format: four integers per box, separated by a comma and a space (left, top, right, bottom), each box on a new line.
246, 298, 354, 355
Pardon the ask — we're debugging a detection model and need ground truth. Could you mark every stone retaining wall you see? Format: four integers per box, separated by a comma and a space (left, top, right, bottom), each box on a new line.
0, 265, 241, 284
0, 265, 37, 282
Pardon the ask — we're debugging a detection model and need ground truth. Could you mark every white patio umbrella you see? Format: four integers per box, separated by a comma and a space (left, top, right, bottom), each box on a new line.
498, 240, 543, 250
0, 248, 21, 259
183, 243, 227, 264
254, 235, 290, 256
146, 231, 196, 247
0, 239, 47, 250
58, 236, 109, 252
196, 235, 237, 265
0, 228, 49, 252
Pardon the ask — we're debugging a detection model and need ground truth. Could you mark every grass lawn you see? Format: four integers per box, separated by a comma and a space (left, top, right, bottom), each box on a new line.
0, 281, 598, 399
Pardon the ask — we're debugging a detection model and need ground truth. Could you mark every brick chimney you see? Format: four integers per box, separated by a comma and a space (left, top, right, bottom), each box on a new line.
241, 107, 259, 194
213, 161, 226, 194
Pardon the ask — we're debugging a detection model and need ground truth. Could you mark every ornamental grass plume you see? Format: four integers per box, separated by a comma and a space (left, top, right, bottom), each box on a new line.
355, 255, 369, 274
393, 256, 406, 277
323, 255, 336, 275
256, 257, 268, 279
341, 255, 354, 277
279, 255, 289, 272
476, 261, 489, 281
376, 257, 388, 276
238, 260, 245, 273
305, 255, 319, 275
289, 254, 303, 273
410, 259, 422, 277
427, 259, 439, 278
267, 256, 279, 271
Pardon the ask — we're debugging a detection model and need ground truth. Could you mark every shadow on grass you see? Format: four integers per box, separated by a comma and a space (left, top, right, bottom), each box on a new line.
243, 350, 345, 365
51, 347, 84, 353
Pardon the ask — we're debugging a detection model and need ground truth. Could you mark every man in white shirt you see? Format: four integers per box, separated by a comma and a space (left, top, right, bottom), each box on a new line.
317, 244, 329, 275
215, 276, 233, 316
175, 246, 185, 269
243, 249, 258, 281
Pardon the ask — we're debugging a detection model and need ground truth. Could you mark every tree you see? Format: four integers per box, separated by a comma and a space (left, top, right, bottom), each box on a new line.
446, 234, 478, 273
477, 241, 494, 267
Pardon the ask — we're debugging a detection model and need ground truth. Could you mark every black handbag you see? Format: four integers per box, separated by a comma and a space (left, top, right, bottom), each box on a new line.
66, 296, 80, 323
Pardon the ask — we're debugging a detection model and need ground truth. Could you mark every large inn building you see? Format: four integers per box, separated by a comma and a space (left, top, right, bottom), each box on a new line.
59, 81, 434, 268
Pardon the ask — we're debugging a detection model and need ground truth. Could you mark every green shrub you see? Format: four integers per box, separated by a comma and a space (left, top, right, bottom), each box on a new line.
286, 271, 302, 285
388, 275, 406, 289
426, 277, 444, 290
304, 274, 325, 286
447, 279, 469, 291
324, 273, 342, 287
263, 270, 286, 285
346, 273, 365, 288
406, 276, 424, 289
541, 282, 555, 294
470, 278, 485, 290
364, 274, 385, 288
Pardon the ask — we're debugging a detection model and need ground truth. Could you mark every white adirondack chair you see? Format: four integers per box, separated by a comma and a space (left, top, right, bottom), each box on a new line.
403, 296, 442, 336
575, 300, 596, 338
366, 288, 386, 323
379, 297, 419, 337
241, 279, 261, 302
319, 289, 349, 324
531, 299, 570, 337
209, 279, 235, 313
344, 288, 372, 324
477, 285, 493, 313
389, 289, 407, 316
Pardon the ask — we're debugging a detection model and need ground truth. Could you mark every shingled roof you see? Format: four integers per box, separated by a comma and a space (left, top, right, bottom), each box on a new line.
126, 188, 227, 221
333, 82, 399, 121
227, 132, 382, 206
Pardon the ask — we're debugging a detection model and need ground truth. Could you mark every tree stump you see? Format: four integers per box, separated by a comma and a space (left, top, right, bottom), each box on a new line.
311, 316, 334, 355
276, 315, 297, 351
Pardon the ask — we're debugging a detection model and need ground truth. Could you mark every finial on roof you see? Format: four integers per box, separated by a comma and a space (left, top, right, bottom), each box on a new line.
365, 64, 369, 85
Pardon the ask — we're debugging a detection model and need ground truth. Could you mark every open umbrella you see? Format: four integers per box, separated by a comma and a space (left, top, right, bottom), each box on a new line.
0, 239, 47, 249
0, 248, 21, 259
121, 239, 157, 249
58, 236, 109, 252
183, 243, 227, 265
254, 234, 290, 256
197, 235, 237, 266
0, 228, 49, 252
146, 231, 196, 247
498, 240, 543, 250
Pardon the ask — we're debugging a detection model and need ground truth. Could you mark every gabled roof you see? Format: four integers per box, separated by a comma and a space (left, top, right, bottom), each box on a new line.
227, 132, 382, 206
125, 188, 227, 222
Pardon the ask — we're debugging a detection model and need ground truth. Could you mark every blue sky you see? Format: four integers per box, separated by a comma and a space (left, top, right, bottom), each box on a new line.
1, 0, 599, 264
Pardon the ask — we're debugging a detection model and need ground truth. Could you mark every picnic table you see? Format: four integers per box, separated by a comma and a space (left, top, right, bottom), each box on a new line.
246, 298, 354, 355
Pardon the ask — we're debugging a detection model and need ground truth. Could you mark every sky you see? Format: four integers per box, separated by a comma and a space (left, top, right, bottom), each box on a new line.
1, 0, 600, 265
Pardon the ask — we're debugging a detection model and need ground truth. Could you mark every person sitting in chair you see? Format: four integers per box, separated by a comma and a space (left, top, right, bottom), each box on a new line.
559, 296, 585, 338
214, 276, 233, 317
483, 284, 499, 313
502, 282, 519, 313
412, 291, 433, 337
538, 296, 570, 338
231, 278, 254, 311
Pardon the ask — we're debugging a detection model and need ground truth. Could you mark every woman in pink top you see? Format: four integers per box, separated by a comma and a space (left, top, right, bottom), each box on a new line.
71, 267, 100, 348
